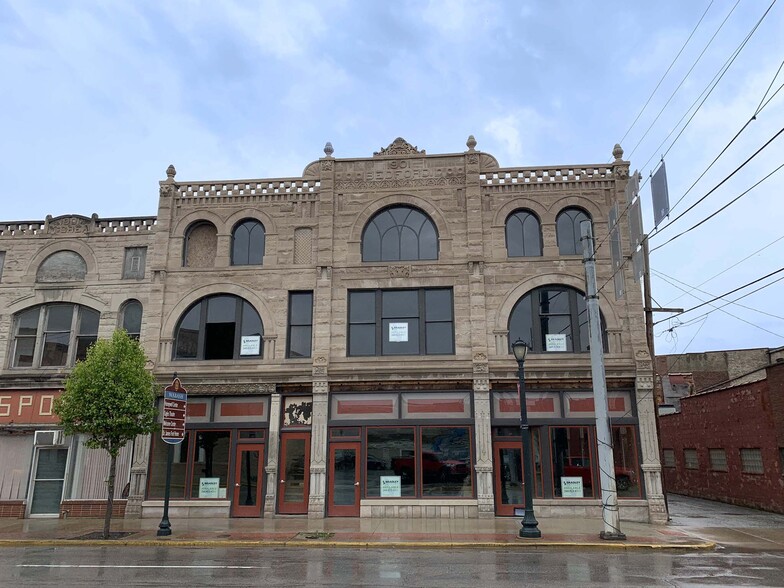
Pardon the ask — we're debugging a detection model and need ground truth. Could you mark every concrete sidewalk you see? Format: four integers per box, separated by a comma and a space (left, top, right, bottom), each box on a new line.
0, 515, 713, 550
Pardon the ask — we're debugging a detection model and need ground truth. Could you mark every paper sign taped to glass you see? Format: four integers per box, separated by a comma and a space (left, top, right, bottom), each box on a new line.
388, 323, 408, 342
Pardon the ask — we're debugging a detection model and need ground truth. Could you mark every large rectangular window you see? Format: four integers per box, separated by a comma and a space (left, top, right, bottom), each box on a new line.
366, 427, 416, 497
551, 426, 594, 498
287, 291, 313, 358
147, 433, 191, 499
12, 304, 99, 368
190, 431, 231, 498
612, 426, 641, 498
348, 288, 454, 356
420, 427, 473, 497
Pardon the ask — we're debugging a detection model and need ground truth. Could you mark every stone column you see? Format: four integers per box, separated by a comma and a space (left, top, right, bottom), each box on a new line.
635, 355, 668, 523
308, 380, 329, 518
473, 370, 495, 518
263, 392, 282, 516
124, 432, 152, 518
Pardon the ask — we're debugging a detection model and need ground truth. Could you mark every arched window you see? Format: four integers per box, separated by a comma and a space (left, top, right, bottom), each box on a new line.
36, 251, 87, 282
11, 304, 99, 367
508, 286, 607, 353
362, 206, 438, 262
174, 294, 263, 360
556, 208, 592, 255
183, 221, 218, 267
231, 219, 265, 266
505, 210, 542, 257
120, 300, 143, 340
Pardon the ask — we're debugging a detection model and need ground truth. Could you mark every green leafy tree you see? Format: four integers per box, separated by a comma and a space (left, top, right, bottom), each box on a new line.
54, 329, 157, 539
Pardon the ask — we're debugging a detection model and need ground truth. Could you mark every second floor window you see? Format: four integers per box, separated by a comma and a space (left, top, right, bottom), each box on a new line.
231, 219, 265, 266
120, 300, 143, 340
556, 208, 591, 255
505, 210, 542, 257
361, 206, 438, 262
11, 304, 99, 368
348, 288, 454, 356
287, 291, 313, 358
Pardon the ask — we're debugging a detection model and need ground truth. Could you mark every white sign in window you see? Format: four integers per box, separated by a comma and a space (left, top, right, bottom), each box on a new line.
545, 334, 567, 352
199, 477, 221, 498
240, 335, 261, 355
388, 323, 408, 342
560, 476, 584, 497
380, 476, 402, 497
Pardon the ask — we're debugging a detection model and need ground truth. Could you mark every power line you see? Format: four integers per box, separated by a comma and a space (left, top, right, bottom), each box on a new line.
652, 266, 784, 326
616, 1, 715, 148
650, 160, 784, 252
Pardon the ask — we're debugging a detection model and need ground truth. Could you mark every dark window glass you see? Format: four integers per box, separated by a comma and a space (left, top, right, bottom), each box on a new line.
557, 208, 591, 255
174, 295, 263, 360
287, 292, 313, 358
348, 291, 376, 356
613, 426, 641, 498
551, 426, 594, 498
41, 305, 73, 367
190, 431, 231, 498
330, 427, 360, 438
147, 433, 191, 499
362, 206, 438, 262
231, 220, 265, 265
420, 427, 472, 497
75, 308, 99, 361
13, 308, 40, 367
509, 286, 607, 354
506, 210, 543, 257
122, 247, 147, 279
366, 427, 416, 497
121, 300, 143, 340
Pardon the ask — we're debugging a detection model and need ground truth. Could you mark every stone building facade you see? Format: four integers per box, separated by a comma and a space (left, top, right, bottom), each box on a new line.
0, 137, 666, 523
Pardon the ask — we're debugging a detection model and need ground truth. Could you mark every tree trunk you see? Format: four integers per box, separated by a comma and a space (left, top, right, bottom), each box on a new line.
104, 449, 117, 540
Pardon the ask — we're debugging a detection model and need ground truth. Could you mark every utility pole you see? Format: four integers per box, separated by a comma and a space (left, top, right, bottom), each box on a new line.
580, 221, 626, 541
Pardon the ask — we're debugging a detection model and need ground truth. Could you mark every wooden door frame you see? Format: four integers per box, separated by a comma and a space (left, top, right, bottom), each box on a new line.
277, 431, 311, 514
493, 441, 525, 516
231, 443, 265, 518
327, 441, 361, 517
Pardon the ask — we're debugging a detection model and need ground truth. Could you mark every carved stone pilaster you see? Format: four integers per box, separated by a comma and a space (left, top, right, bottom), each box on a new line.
635, 382, 668, 523
263, 393, 282, 516
308, 382, 329, 518
124, 433, 152, 518
473, 388, 495, 518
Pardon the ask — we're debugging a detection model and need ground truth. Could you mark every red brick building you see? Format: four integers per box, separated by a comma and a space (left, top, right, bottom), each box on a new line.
659, 356, 784, 513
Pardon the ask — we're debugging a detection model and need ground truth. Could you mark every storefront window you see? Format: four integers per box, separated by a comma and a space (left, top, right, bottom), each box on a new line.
147, 433, 191, 499
551, 426, 594, 498
613, 426, 641, 498
190, 431, 230, 499
366, 427, 416, 497
421, 427, 472, 497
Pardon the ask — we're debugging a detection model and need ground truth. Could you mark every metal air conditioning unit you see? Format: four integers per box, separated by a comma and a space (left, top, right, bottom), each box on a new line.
34, 430, 65, 446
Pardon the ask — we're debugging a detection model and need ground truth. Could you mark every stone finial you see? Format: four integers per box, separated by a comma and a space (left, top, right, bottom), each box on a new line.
612, 144, 624, 161
324, 142, 334, 158
166, 164, 176, 179
466, 135, 477, 151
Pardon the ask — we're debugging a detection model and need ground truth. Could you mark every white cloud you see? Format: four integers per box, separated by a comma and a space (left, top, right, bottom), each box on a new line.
483, 108, 549, 165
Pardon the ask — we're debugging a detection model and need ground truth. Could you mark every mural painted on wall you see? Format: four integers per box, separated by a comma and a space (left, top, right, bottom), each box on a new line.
283, 397, 312, 427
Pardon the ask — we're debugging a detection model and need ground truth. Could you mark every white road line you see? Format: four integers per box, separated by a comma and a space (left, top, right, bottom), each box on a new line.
17, 564, 267, 569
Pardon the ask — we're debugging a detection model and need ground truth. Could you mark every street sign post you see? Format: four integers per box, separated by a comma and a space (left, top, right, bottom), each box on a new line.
158, 376, 187, 537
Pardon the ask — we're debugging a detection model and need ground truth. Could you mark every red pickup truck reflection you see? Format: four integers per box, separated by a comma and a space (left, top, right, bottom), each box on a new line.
391, 452, 470, 483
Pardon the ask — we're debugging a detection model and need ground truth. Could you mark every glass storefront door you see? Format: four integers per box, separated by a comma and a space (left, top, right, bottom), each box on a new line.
29, 447, 68, 516
232, 443, 264, 517
328, 442, 360, 516
277, 432, 310, 514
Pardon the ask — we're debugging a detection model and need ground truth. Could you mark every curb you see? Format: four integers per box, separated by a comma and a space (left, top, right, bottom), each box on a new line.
0, 538, 717, 551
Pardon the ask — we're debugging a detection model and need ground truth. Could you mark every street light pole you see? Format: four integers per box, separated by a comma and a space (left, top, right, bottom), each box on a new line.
513, 339, 541, 539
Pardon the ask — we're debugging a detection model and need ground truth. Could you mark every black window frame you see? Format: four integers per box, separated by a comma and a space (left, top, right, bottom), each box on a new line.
556, 207, 592, 255
508, 285, 607, 354
348, 288, 454, 357
230, 218, 266, 266
286, 291, 313, 358
505, 209, 543, 257
173, 294, 263, 361
119, 299, 143, 341
361, 205, 439, 262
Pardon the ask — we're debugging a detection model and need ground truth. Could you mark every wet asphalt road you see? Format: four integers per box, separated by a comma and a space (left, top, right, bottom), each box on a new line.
2, 546, 784, 587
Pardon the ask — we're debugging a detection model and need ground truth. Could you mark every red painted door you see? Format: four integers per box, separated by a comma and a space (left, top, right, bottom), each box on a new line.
232, 443, 264, 517
277, 432, 310, 514
328, 442, 361, 517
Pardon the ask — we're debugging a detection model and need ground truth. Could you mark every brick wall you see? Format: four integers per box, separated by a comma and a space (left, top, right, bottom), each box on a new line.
0, 501, 25, 518
60, 500, 126, 518
659, 372, 784, 513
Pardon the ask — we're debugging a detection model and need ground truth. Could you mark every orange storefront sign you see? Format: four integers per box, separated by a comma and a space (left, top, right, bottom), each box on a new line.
0, 390, 62, 425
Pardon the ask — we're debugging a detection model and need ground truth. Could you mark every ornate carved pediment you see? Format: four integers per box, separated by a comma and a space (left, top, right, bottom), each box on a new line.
45, 215, 92, 235
374, 137, 425, 157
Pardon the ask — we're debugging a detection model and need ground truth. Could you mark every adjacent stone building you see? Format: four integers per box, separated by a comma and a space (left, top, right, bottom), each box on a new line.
0, 137, 666, 523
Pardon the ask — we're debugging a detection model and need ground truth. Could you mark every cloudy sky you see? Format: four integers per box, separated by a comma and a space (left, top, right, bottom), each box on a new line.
2, 0, 783, 355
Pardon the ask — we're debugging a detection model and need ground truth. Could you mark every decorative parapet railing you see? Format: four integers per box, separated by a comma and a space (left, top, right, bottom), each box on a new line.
175, 178, 320, 200
0, 215, 157, 238
480, 165, 617, 189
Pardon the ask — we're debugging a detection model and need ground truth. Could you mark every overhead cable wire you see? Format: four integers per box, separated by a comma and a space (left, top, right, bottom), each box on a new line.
616, 1, 715, 148
626, 0, 742, 160
652, 266, 784, 326
650, 160, 784, 252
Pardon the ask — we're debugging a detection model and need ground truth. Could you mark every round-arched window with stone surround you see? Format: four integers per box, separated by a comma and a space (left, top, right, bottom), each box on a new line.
173, 294, 263, 360
361, 205, 438, 262
505, 209, 543, 257
231, 219, 265, 266
11, 303, 99, 367
508, 285, 607, 354
183, 221, 218, 268
36, 250, 87, 282
119, 299, 143, 340
556, 207, 592, 256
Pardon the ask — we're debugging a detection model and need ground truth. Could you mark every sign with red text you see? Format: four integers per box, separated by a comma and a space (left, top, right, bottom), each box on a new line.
161, 378, 187, 445
0, 391, 61, 425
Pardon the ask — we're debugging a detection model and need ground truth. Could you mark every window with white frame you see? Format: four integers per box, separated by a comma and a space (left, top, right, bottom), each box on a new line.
11, 304, 99, 368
